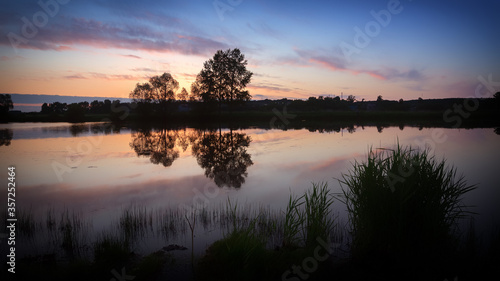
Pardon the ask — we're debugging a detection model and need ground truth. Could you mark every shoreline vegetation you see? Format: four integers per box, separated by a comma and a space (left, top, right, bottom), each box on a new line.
2, 145, 498, 280
3, 97, 500, 129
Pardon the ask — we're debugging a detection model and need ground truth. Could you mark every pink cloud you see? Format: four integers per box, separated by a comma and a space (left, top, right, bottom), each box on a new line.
0, 16, 228, 57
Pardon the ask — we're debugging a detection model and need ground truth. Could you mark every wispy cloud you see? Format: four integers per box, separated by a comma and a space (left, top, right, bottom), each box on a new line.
1, 14, 228, 56
121, 54, 142, 59
291, 47, 427, 82
63, 72, 144, 81
248, 84, 293, 93
0, 55, 25, 61
247, 22, 283, 41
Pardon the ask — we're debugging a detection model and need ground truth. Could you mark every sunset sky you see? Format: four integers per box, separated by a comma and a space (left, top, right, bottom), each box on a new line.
1, 0, 499, 106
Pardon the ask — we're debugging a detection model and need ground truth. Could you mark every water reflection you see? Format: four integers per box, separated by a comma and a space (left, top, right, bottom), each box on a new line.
192, 128, 253, 188
130, 127, 253, 188
0, 129, 13, 146
130, 128, 180, 167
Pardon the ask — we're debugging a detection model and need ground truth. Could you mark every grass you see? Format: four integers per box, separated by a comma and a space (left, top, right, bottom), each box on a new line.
8, 163, 489, 281
338, 144, 477, 264
303, 182, 335, 247
196, 184, 339, 280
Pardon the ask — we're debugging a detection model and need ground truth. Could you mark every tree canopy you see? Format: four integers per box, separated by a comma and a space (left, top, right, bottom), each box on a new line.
0, 94, 14, 114
130, 73, 179, 104
194, 48, 252, 105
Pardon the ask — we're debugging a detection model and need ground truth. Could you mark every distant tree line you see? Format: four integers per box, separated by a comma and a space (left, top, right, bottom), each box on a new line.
40, 99, 127, 122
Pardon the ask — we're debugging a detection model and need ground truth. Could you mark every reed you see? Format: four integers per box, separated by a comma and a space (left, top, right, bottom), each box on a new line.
338, 144, 477, 261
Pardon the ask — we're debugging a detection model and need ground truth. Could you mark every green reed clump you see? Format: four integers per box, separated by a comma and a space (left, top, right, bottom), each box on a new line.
303, 182, 335, 247
283, 191, 305, 248
339, 144, 476, 261
198, 201, 270, 281
283, 183, 335, 248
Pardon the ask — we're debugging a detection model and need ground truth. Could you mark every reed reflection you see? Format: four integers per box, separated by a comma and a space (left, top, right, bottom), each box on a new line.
129, 127, 253, 188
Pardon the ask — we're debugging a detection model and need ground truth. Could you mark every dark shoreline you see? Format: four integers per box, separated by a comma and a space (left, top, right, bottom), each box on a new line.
4, 109, 500, 129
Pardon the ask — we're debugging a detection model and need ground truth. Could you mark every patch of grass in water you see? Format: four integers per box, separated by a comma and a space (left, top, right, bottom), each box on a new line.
338, 144, 477, 265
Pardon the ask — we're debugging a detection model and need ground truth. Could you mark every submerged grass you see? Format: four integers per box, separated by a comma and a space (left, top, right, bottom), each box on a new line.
338, 144, 477, 263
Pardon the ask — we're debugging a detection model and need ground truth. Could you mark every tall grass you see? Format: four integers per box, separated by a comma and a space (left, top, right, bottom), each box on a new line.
282, 183, 336, 248
338, 144, 477, 260
303, 182, 335, 247
282, 191, 305, 248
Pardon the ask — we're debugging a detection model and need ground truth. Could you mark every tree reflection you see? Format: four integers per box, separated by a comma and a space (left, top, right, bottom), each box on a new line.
130, 128, 179, 167
192, 128, 253, 188
0, 129, 13, 146
129, 127, 254, 188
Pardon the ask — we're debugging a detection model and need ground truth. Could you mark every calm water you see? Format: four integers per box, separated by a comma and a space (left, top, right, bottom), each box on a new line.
1, 122, 499, 256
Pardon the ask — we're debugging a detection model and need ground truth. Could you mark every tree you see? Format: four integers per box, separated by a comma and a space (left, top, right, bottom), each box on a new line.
177, 87, 189, 102
494, 92, 500, 99
130, 83, 153, 103
377, 95, 383, 102
41, 103, 51, 114
195, 48, 253, 109
65, 103, 86, 123
346, 95, 356, 103
0, 94, 14, 114
149, 73, 179, 103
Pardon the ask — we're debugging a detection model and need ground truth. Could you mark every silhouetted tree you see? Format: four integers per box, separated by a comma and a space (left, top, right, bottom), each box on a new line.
346, 95, 356, 103
494, 92, 500, 99
130, 83, 154, 116
41, 103, 51, 114
103, 100, 112, 113
192, 128, 253, 188
130, 83, 153, 103
377, 95, 383, 102
0, 94, 13, 121
0, 94, 13, 113
130, 128, 179, 167
65, 103, 86, 123
177, 87, 189, 102
149, 73, 179, 104
194, 48, 252, 111
188, 88, 198, 102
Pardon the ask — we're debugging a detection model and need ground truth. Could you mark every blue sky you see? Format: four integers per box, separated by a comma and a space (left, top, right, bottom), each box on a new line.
1, 0, 499, 106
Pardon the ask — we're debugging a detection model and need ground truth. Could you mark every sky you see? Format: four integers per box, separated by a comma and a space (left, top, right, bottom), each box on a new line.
1, 0, 499, 107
